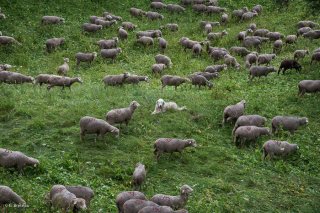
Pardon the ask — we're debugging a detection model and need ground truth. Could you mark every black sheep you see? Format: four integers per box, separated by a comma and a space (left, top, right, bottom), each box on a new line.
278, 59, 302, 75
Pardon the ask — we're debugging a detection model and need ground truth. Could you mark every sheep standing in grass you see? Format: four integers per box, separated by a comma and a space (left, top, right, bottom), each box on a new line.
125, 75, 149, 85
204, 23, 212, 34
151, 2, 167, 10
101, 48, 122, 62
224, 54, 240, 70
302, 30, 320, 40
0, 148, 39, 170
297, 27, 312, 37
167, 4, 185, 13
278, 59, 302, 74
311, 52, 320, 64
245, 52, 258, 68
243, 37, 262, 52
103, 73, 129, 87
57, 58, 69, 76
237, 29, 253, 42
106, 101, 140, 126
75, 52, 97, 67
262, 140, 298, 160
152, 98, 186, 114
297, 20, 319, 29
257, 54, 276, 65
152, 63, 167, 75
158, 37, 167, 53
89, 16, 105, 24
0, 64, 12, 71
285, 35, 297, 45
271, 116, 308, 134
137, 30, 162, 39
151, 185, 193, 210
79, 116, 119, 141
229, 46, 251, 57
0, 186, 26, 206
233, 126, 270, 147
298, 80, 320, 96
65, 186, 94, 207
232, 7, 249, 20
204, 64, 227, 73
41, 16, 64, 24
130, 8, 146, 17
47, 76, 82, 90
207, 30, 228, 41
45, 38, 65, 52
34, 74, 52, 86
221, 13, 228, 25
161, 75, 188, 90
155, 54, 172, 67
194, 71, 219, 80
116, 191, 147, 213
188, 74, 213, 89
145, 11, 164, 20
192, 43, 202, 56
160, 23, 179, 32
293, 50, 309, 61
82, 23, 103, 32
192, 4, 207, 13
273, 40, 283, 54
95, 19, 117, 28
222, 100, 246, 125
266, 32, 284, 41
249, 66, 276, 81
132, 163, 146, 190
118, 27, 128, 40
123, 199, 158, 213
97, 37, 118, 49
0, 71, 34, 84
232, 115, 267, 135
137, 36, 154, 46
252, 4, 263, 14
0, 34, 21, 45
122, 22, 137, 31
241, 11, 258, 22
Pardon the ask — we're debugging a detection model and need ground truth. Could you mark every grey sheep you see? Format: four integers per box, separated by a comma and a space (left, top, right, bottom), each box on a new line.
204, 23, 212, 34
207, 30, 228, 41
152, 63, 167, 75
179, 37, 200, 51
192, 43, 202, 56
204, 64, 227, 73
0, 35, 21, 45
297, 27, 312, 37
122, 22, 137, 31
220, 13, 228, 25
103, 73, 129, 87
125, 75, 149, 84
252, 4, 263, 14
237, 29, 253, 42
137, 36, 154, 46
47, 76, 82, 90
100, 48, 122, 62
130, 8, 147, 17
89, 16, 105, 24
0, 186, 26, 205
248, 23, 257, 32
136, 30, 162, 39
232, 7, 249, 20
266, 32, 284, 41
103, 12, 122, 21
249, 66, 276, 81
167, 4, 185, 13
297, 20, 318, 29
123, 199, 158, 213
57, 58, 69, 76
241, 11, 258, 22
206, 6, 226, 14
262, 140, 298, 160
145, 11, 164, 20
154, 138, 197, 160
34, 74, 53, 86
257, 54, 276, 65
151, 2, 167, 10
0, 71, 34, 84
243, 37, 262, 52
160, 23, 179, 32
188, 74, 213, 89
65, 186, 94, 207
95, 19, 117, 28
273, 39, 283, 54
285, 35, 297, 44
224, 54, 240, 70
194, 71, 219, 80
158, 37, 167, 53
79, 116, 119, 142
161, 75, 188, 90
75, 52, 97, 67
222, 100, 246, 125
138, 206, 175, 213
293, 50, 309, 61
106, 101, 140, 126
118, 27, 128, 40
271, 116, 308, 134
151, 185, 193, 210
82, 23, 103, 32
41, 16, 64, 24
0, 64, 12, 71
210, 49, 229, 62
253, 29, 269, 37
155, 54, 172, 67
192, 4, 207, 13
245, 52, 258, 68
46, 37, 64, 52
132, 163, 146, 190
298, 80, 320, 96
230, 46, 251, 57
278, 59, 302, 74
302, 30, 320, 40
232, 115, 267, 135
97, 37, 119, 49
0, 148, 39, 170
199, 21, 220, 28
233, 126, 270, 147
116, 191, 146, 213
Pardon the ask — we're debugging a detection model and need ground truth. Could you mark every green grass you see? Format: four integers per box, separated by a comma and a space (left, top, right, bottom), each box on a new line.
1, 0, 320, 212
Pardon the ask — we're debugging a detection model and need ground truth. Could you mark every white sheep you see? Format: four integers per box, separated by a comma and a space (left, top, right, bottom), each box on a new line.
132, 163, 146, 190
233, 126, 270, 147
222, 100, 246, 125
298, 80, 320, 96
257, 54, 276, 65
262, 140, 298, 160
0, 185, 26, 206
152, 98, 186, 114
116, 191, 146, 213
271, 116, 308, 134
106, 101, 140, 126
293, 50, 309, 61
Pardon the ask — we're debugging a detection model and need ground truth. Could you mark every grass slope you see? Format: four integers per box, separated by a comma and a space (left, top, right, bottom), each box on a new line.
0, 0, 320, 212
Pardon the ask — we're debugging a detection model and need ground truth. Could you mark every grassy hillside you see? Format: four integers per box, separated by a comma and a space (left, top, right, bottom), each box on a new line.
0, 0, 320, 212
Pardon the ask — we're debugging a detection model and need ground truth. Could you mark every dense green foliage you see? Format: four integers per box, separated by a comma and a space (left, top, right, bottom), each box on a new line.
0, 0, 320, 212
303, 0, 320, 14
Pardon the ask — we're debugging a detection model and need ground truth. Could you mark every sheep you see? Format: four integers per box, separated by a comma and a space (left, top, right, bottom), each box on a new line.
152, 98, 186, 115
273, 39, 283, 54
311, 52, 320, 64
298, 80, 320, 96
207, 30, 228, 41
41, 16, 64, 24
118, 27, 128, 40
138, 206, 175, 213
194, 71, 219, 80
47, 76, 82, 90
229, 46, 251, 57
82, 23, 103, 32
237, 29, 253, 42
297, 20, 319, 29
0, 35, 21, 45
161, 75, 188, 90
233, 126, 270, 147
249, 23, 257, 32
192, 4, 207, 13
130, 8, 147, 17
252, 4, 263, 14
199, 21, 220, 28
45, 37, 64, 52
204, 64, 227, 73
75, 52, 97, 67
0, 186, 26, 206
103, 12, 122, 21
245, 52, 258, 68
122, 22, 137, 31
293, 50, 309, 61
167, 4, 185, 13
222, 100, 246, 125
192, 43, 202, 56
65, 186, 94, 207
232, 7, 249, 20
103, 73, 130, 87
262, 140, 298, 160
0, 148, 39, 170
224, 54, 240, 70
249, 66, 276, 81
241, 11, 258, 22
123, 199, 158, 213
179, 37, 200, 51
0, 64, 12, 71
220, 13, 228, 25
154, 138, 197, 160
204, 23, 212, 34
206, 6, 226, 14
297, 27, 312, 37
180, 0, 193, 5
209, 49, 229, 62
158, 37, 167, 53
125, 75, 149, 85
137, 30, 162, 39
89, 16, 105, 24
116, 191, 147, 213
151, 185, 193, 210
132, 163, 146, 190
155, 54, 172, 67
106, 101, 140, 126
278, 59, 302, 74
272, 116, 308, 134
314, 48, 320, 53
137, 36, 154, 46
95, 19, 117, 28
253, 29, 269, 37
188, 74, 213, 89
34, 74, 52, 86
79, 116, 119, 142
0, 71, 34, 84
257, 54, 276, 65
285, 35, 297, 45
57, 58, 69, 76
302, 30, 320, 40
151, 2, 167, 10
152, 63, 167, 75
100, 48, 122, 62
145, 11, 164, 20
160, 23, 179, 32
97, 37, 119, 49
243, 37, 262, 52
232, 115, 267, 135
266, 32, 284, 41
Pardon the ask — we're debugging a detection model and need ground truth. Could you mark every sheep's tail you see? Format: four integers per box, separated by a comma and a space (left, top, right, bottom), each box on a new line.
177, 106, 186, 111
231, 125, 238, 136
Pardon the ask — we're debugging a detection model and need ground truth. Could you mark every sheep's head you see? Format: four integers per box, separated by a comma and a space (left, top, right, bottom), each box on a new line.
123, 72, 130, 79
180, 185, 193, 195
130, 101, 140, 110
207, 81, 213, 89
117, 48, 122, 53
293, 61, 302, 71
111, 127, 120, 138
113, 37, 119, 43
143, 76, 150, 82
75, 77, 83, 84
27, 157, 40, 167
92, 52, 97, 58
261, 127, 271, 136
240, 100, 246, 108
305, 50, 309, 54
186, 139, 197, 147
135, 163, 145, 169
59, 38, 65, 44
73, 198, 87, 211
98, 25, 103, 30
268, 67, 277, 73
64, 58, 69, 63
299, 117, 308, 125
242, 7, 249, 12
222, 30, 228, 36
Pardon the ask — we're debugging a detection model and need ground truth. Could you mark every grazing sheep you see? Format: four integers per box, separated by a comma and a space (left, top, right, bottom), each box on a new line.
0, 148, 39, 170
297, 27, 312, 37
152, 98, 186, 115
79, 116, 119, 141
221, 13, 228, 25
243, 37, 262, 52
222, 100, 246, 125
0, 71, 34, 84
116, 191, 147, 213
137, 30, 162, 38
245, 52, 258, 68
97, 37, 119, 49
302, 30, 320, 40
122, 22, 136, 31
311, 52, 320, 64
271, 116, 308, 134
266, 32, 284, 41
138, 206, 175, 213
155, 54, 172, 67
137, 36, 154, 46
106, 101, 140, 126
100, 48, 122, 62
151, 2, 167, 10
118, 27, 128, 40
0, 64, 12, 71
204, 23, 212, 34
253, 28, 269, 37
82, 23, 103, 32
34, 74, 52, 86
123, 199, 158, 213
278, 59, 302, 74
192, 4, 207, 13
103, 12, 122, 21
130, 8, 147, 17
160, 23, 179, 32
57, 58, 69, 76
151, 185, 193, 210
75, 52, 97, 67
125, 75, 149, 85
167, 4, 185, 13
237, 29, 253, 42
206, 6, 226, 14
249, 66, 276, 81
158, 37, 167, 53
298, 80, 320, 96
232, 115, 267, 135
199, 21, 220, 28
152, 63, 167, 75
232, 7, 249, 20
0, 186, 26, 205
95, 19, 117, 28
41, 16, 64, 24
188, 74, 213, 89
293, 50, 309, 61
273, 39, 283, 54
262, 140, 298, 160
194, 71, 219, 80
204, 64, 227, 73
241, 11, 258, 22
154, 138, 197, 160
249, 23, 257, 32
89, 16, 105, 24
145, 11, 164, 20
161, 75, 188, 90
103, 73, 129, 87
207, 30, 228, 41
257, 54, 276, 65
224, 54, 240, 70
45, 37, 64, 52
210, 49, 229, 62
47, 76, 82, 90
297, 20, 319, 29
233, 126, 270, 147
285, 35, 297, 44
230, 46, 251, 57
132, 163, 146, 190
192, 43, 202, 56
65, 186, 94, 207
252, 4, 263, 14
179, 37, 200, 51
0, 35, 21, 45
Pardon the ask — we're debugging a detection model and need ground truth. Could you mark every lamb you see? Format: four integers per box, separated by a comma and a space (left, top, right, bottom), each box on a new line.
122, 22, 137, 31
136, 30, 162, 39
257, 54, 276, 65
103, 73, 130, 87
188, 74, 213, 89
266, 32, 284, 41
57, 58, 69, 76
232, 115, 267, 135
155, 54, 172, 67
237, 29, 253, 42
207, 30, 228, 41
273, 39, 283, 54
125, 75, 149, 85
192, 4, 207, 13
311, 52, 320, 64
285, 35, 297, 44
158, 37, 167, 53
192, 43, 202, 56
75, 52, 97, 67
262, 140, 298, 160
297, 27, 312, 37
97, 37, 118, 49
222, 100, 246, 125
161, 75, 188, 90
194, 71, 219, 80
245, 52, 258, 68
278, 59, 302, 74
293, 50, 309, 61
241, 11, 258, 22
0, 71, 34, 84
252, 4, 263, 14
116, 191, 147, 213
41, 16, 64, 24
100, 48, 122, 62
152, 63, 167, 75
95, 19, 117, 28
151, 185, 193, 210
220, 13, 228, 25
47, 76, 82, 90
145, 11, 164, 20
206, 6, 226, 14
204, 64, 227, 73
118, 27, 128, 40
253, 29, 269, 37
154, 138, 197, 160
249, 66, 276, 81
45, 37, 65, 52
137, 36, 154, 46
233, 126, 270, 147
106, 101, 140, 126
130, 8, 147, 17
302, 30, 320, 40
65, 186, 94, 207
0, 186, 26, 206
151, 2, 167, 10
123, 199, 158, 213
297, 20, 318, 29
167, 4, 185, 13
271, 116, 308, 134
0, 35, 21, 45
152, 98, 186, 115
224, 54, 240, 70
132, 163, 146, 190
0, 148, 39, 170
79, 116, 119, 141
82, 23, 103, 32
229, 46, 251, 57
298, 80, 320, 96
160, 23, 179, 32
